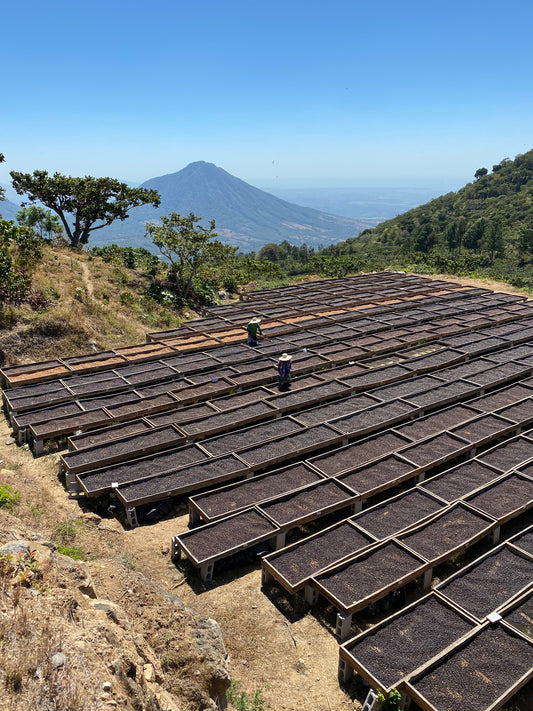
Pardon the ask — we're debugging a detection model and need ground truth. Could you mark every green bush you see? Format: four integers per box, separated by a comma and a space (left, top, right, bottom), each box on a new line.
57, 544, 86, 560
227, 681, 265, 711
0, 484, 21, 511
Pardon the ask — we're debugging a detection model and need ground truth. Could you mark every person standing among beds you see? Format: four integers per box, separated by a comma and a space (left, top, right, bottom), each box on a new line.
277, 353, 292, 391
246, 317, 262, 346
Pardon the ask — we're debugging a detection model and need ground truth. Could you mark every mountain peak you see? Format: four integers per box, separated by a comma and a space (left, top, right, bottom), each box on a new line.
96, 164, 374, 251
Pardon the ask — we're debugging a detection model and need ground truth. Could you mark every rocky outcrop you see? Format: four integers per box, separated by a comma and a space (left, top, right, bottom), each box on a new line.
0, 537, 231, 711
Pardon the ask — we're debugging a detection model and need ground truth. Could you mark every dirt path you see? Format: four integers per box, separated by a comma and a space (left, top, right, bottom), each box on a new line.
80, 260, 94, 296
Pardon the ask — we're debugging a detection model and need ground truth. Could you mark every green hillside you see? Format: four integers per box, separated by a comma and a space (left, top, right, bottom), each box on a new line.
357, 150, 533, 251
313, 150, 533, 289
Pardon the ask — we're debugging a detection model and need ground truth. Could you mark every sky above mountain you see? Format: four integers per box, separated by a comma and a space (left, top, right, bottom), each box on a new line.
1, 1, 532, 191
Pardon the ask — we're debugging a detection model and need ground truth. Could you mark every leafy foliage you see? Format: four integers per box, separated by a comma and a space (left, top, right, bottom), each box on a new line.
10, 170, 160, 248
146, 212, 238, 304
0, 220, 44, 304
16, 205, 63, 241
226, 681, 265, 711
0, 484, 21, 511
357, 150, 533, 261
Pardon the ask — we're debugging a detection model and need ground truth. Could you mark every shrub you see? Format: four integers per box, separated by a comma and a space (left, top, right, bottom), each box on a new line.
57, 544, 86, 561
227, 681, 265, 711
0, 484, 21, 511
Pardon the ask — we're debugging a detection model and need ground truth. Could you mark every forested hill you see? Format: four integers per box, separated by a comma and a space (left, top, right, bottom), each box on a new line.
340, 150, 533, 257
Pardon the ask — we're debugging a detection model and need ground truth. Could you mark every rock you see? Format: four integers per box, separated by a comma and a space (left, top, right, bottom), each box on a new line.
102, 681, 113, 692
143, 663, 155, 682
51, 652, 66, 668
294, 658, 307, 674
0, 541, 30, 557
81, 512, 102, 525
92, 601, 129, 627
5, 437, 15, 445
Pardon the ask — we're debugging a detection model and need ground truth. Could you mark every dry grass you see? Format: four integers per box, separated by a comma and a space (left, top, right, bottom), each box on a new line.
0, 247, 185, 366
0, 552, 101, 711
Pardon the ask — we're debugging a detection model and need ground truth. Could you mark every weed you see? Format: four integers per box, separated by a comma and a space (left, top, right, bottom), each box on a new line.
57, 544, 86, 561
120, 553, 137, 570
378, 689, 403, 711
0, 484, 21, 511
120, 290, 135, 306
227, 681, 266, 711
53, 518, 84, 545
4, 667, 23, 693
29, 504, 46, 522
73, 285, 86, 302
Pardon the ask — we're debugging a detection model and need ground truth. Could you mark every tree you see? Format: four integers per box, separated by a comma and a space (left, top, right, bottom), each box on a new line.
257, 243, 285, 262
474, 167, 488, 180
10, 170, 160, 248
16, 205, 63, 240
146, 212, 237, 302
0, 220, 43, 303
517, 219, 533, 255
482, 216, 505, 259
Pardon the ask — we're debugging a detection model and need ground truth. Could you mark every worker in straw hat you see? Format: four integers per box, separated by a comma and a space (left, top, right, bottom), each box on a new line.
247, 317, 262, 346
277, 353, 293, 391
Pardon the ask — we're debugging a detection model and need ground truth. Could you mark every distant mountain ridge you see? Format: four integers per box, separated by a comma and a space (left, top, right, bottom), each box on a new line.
0, 197, 21, 222
97, 162, 376, 251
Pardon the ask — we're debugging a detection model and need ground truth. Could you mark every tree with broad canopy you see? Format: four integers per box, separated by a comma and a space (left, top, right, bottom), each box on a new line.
146, 212, 237, 302
10, 170, 160, 248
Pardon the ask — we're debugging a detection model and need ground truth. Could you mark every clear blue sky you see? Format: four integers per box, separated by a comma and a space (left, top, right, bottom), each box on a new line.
1, 0, 532, 191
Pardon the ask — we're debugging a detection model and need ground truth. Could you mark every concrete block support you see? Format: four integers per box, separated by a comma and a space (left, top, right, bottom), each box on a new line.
171, 536, 181, 563
32, 439, 44, 456
274, 531, 286, 550
261, 567, 273, 586
188, 505, 200, 525
336, 612, 352, 641
351, 500, 363, 515
361, 688, 380, 711
66, 472, 83, 496
422, 567, 433, 590
304, 584, 318, 606
489, 525, 501, 545
338, 657, 353, 684
126, 507, 139, 528
200, 562, 214, 583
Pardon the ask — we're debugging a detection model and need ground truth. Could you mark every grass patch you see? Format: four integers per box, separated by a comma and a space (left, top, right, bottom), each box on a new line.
56, 544, 86, 561
227, 681, 266, 711
0, 485, 21, 511
53, 518, 84, 545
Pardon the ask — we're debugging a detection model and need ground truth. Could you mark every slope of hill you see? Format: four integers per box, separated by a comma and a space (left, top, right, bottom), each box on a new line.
352, 150, 533, 255
97, 162, 375, 251
0, 197, 21, 222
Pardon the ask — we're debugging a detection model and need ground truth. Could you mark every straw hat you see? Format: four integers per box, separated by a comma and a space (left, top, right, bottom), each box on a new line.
248, 317, 261, 324
279, 353, 292, 361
